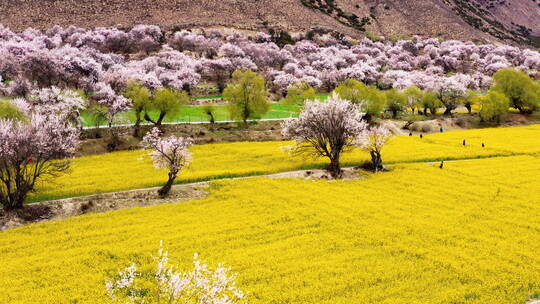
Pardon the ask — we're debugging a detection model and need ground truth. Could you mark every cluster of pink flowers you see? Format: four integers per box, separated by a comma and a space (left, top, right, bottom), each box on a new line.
1, 23, 539, 119
0, 112, 80, 209
0, 25, 540, 99
282, 93, 367, 143
141, 127, 193, 172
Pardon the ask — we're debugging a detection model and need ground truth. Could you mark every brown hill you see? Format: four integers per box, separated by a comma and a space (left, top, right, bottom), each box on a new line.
0, 0, 538, 46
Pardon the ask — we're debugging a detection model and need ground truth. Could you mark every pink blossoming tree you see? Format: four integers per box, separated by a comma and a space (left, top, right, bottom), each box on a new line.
142, 128, 193, 197
0, 114, 80, 210
282, 94, 367, 178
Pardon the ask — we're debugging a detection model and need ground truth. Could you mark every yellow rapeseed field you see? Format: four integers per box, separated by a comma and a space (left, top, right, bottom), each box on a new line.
1, 154, 539, 303
30, 124, 540, 202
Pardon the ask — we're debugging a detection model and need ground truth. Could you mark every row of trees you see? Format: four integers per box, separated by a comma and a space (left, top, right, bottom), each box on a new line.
1, 24, 539, 114
0, 86, 389, 210
1, 66, 537, 209
0, 69, 271, 209
283, 68, 539, 119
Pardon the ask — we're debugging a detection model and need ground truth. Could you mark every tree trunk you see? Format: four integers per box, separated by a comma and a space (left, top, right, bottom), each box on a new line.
363, 113, 372, 122
144, 112, 156, 125
465, 103, 472, 114
443, 106, 454, 116
2, 186, 28, 211
326, 156, 342, 179
392, 109, 398, 119
156, 112, 167, 126
158, 172, 177, 197
133, 110, 142, 138
108, 119, 116, 140
217, 81, 226, 93
423, 107, 428, 116
3, 199, 24, 211
370, 151, 383, 172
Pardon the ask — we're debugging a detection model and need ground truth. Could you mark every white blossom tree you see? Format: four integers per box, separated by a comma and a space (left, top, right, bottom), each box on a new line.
106, 242, 246, 304
28, 87, 86, 128
92, 82, 132, 130
142, 128, 193, 197
282, 94, 367, 178
0, 113, 80, 210
356, 126, 393, 172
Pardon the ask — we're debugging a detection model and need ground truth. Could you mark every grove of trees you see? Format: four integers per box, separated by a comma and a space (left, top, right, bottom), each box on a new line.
1, 23, 540, 207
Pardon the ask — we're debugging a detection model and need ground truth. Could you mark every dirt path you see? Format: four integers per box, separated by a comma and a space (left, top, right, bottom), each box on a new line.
0, 183, 209, 231
0, 167, 366, 231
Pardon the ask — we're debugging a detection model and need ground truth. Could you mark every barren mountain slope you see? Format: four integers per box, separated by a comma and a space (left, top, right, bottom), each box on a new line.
0, 0, 538, 45
0, 0, 358, 35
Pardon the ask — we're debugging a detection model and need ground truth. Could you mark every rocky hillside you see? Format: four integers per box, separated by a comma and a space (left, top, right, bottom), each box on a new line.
0, 0, 538, 46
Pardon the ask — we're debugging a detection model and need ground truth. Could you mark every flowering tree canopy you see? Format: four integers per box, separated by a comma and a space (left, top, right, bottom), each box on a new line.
92, 82, 132, 128
106, 242, 246, 304
282, 94, 367, 178
142, 128, 192, 197
28, 87, 86, 127
356, 126, 393, 172
0, 114, 79, 209
427, 76, 467, 115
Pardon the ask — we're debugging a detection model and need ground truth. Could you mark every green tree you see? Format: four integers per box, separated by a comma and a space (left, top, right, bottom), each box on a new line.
385, 89, 407, 118
362, 88, 387, 120
0, 100, 26, 121
145, 88, 188, 127
479, 91, 510, 123
224, 70, 270, 125
404, 86, 423, 114
492, 69, 540, 114
334, 80, 367, 105
463, 90, 480, 114
282, 81, 316, 106
123, 82, 151, 137
202, 104, 217, 124
334, 80, 386, 121
420, 91, 441, 115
